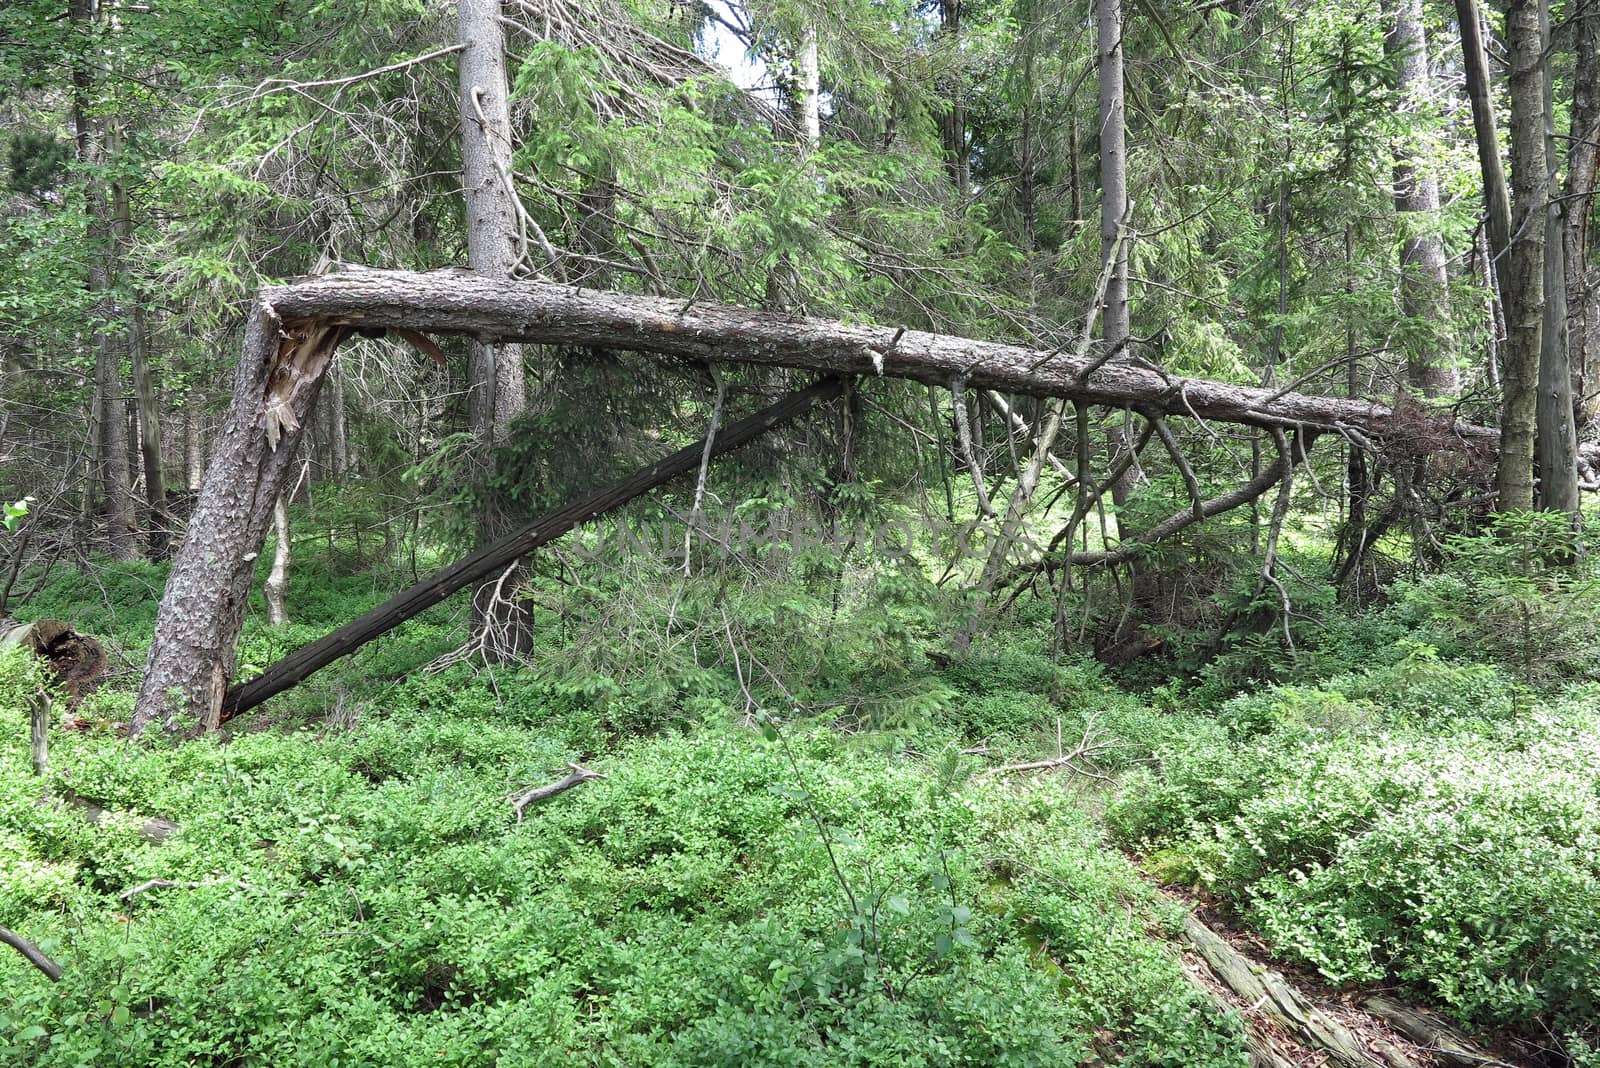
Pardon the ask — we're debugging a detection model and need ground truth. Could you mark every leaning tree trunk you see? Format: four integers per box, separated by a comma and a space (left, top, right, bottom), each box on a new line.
458, 0, 532, 657
1385, 0, 1457, 398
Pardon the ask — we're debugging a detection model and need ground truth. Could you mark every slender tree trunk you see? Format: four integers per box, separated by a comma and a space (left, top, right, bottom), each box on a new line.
184, 387, 205, 491
937, 0, 969, 197
1497, 0, 1547, 512
796, 24, 821, 154
1385, 0, 1457, 397
72, 0, 136, 560
458, 0, 531, 656
1536, 0, 1580, 514
1098, 0, 1130, 347
114, 160, 167, 550
264, 494, 291, 626
1566, 0, 1600, 423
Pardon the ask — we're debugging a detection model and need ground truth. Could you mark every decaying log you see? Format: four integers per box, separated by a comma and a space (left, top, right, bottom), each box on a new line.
1181, 914, 1417, 1068
1362, 997, 1515, 1068
510, 763, 604, 820
0, 924, 63, 982
215, 377, 846, 723
49, 793, 181, 845
0, 618, 106, 705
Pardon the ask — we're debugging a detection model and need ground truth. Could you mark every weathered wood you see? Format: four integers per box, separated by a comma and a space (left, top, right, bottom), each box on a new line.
264, 267, 1511, 445
1182, 914, 1417, 1068
218, 377, 846, 721
1362, 997, 1515, 1068
511, 763, 604, 820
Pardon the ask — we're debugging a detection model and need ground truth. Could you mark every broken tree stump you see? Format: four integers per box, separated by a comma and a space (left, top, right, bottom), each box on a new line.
0, 618, 106, 706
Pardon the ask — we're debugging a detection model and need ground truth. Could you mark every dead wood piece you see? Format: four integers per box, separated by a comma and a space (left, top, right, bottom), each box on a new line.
1, 618, 106, 705
1182, 914, 1417, 1068
118, 878, 257, 901
1362, 997, 1516, 1068
511, 763, 604, 820
49, 793, 180, 845
212, 377, 845, 723
0, 924, 63, 982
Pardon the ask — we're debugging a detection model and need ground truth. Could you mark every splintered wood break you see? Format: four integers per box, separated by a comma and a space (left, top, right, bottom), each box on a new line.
261, 319, 349, 450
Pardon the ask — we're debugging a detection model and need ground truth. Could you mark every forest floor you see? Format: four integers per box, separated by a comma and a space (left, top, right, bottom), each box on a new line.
2, 547, 1597, 1067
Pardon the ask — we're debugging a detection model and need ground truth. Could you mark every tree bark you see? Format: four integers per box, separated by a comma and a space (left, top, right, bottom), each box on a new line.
1456, 0, 1513, 262
1536, 0, 1580, 514
263, 268, 1572, 453
1098, 0, 1130, 348
72, 0, 136, 560
1567, 0, 1600, 423
1385, 0, 1458, 397
130, 309, 346, 736
264, 494, 291, 626
184, 386, 205, 492
458, 0, 531, 656
1497, 0, 1547, 512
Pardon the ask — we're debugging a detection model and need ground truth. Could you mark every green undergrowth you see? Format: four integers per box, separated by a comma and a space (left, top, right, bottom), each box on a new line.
1111, 652, 1600, 1063
0, 668, 1246, 1066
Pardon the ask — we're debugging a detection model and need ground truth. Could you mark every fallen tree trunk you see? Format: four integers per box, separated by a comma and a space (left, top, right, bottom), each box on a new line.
266, 267, 1518, 444
1361, 997, 1514, 1068
1182, 914, 1417, 1068
138, 266, 1589, 736
215, 377, 845, 723
0, 924, 63, 982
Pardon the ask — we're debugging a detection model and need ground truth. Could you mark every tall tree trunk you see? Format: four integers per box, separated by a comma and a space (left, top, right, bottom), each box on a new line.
796, 24, 821, 154
1536, 0, 1580, 514
1496, 0, 1547, 512
72, 0, 137, 560
1098, 0, 1130, 347
458, 0, 531, 657
113, 145, 167, 551
936, 0, 969, 196
1385, 0, 1457, 397
1565, 0, 1600, 424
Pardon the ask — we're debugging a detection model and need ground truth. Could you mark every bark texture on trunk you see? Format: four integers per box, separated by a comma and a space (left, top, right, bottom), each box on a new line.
264, 494, 291, 626
1098, 0, 1130, 347
1568, 0, 1600, 423
1385, 0, 1457, 397
1497, 0, 1547, 512
263, 268, 1554, 452
131, 308, 345, 736
1537, 0, 1580, 514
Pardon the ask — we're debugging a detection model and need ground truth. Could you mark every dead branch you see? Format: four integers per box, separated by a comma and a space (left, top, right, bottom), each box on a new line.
975, 719, 1118, 782
511, 763, 604, 820
0, 924, 63, 982
950, 375, 998, 518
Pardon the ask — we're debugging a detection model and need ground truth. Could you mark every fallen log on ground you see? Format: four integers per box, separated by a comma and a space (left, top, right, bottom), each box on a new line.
1362, 997, 1515, 1068
1181, 914, 1418, 1068
206, 377, 845, 726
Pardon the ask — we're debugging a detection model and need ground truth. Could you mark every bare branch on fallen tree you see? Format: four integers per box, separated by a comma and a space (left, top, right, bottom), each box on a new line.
1018, 429, 1320, 580
950, 375, 998, 518
511, 764, 604, 820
